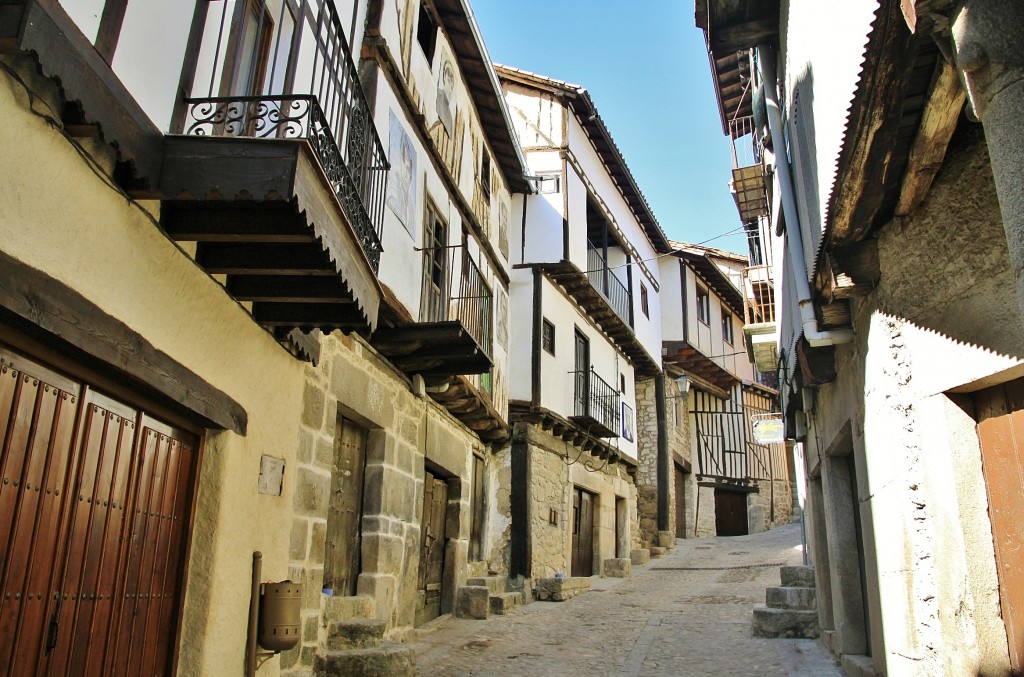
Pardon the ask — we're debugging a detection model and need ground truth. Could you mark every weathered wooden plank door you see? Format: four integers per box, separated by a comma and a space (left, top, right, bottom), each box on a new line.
974, 379, 1024, 674
714, 489, 748, 536
415, 471, 447, 626
324, 418, 367, 597
0, 348, 198, 677
675, 466, 688, 539
571, 487, 594, 577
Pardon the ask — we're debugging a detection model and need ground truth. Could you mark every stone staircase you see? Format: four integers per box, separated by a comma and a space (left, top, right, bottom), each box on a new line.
314, 618, 415, 677
456, 576, 527, 619
752, 565, 820, 639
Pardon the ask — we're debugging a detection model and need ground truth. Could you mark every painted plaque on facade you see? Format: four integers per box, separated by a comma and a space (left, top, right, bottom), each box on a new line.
436, 50, 456, 136
498, 202, 509, 259
386, 110, 417, 234
497, 290, 508, 350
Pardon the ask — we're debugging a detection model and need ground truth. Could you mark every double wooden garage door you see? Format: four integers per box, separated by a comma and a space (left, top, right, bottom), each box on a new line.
0, 347, 197, 676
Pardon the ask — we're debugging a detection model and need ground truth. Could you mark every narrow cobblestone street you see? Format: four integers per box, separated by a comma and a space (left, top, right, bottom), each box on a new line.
412, 524, 843, 676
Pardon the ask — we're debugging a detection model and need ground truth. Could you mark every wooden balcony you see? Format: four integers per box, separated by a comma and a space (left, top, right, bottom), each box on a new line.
371, 250, 492, 378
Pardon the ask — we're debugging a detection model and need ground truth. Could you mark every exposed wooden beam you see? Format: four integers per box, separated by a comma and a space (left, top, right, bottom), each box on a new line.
196, 242, 335, 275
163, 206, 313, 243
821, 240, 881, 300
227, 276, 355, 303
709, 18, 777, 53
895, 60, 966, 216
251, 302, 366, 327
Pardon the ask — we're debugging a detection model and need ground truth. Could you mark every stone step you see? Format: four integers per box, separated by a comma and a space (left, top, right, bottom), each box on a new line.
315, 642, 414, 677
766, 585, 816, 611
535, 576, 591, 602
603, 557, 631, 578
466, 576, 507, 595
649, 546, 668, 558
455, 585, 489, 619
489, 591, 524, 616
780, 565, 816, 588
324, 618, 387, 651
752, 606, 820, 639
630, 548, 651, 565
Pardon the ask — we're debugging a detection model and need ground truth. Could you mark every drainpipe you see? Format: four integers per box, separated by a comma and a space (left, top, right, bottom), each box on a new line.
756, 45, 854, 348
950, 0, 1024, 331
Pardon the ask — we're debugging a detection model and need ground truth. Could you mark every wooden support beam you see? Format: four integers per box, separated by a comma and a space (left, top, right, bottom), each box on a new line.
822, 240, 881, 300
709, 18, 777, 53
227, 276, 355, 303
895, 60, 966, 216
196, 242, 335, 275
163, 206, 313, 243
251, 302, 366, 328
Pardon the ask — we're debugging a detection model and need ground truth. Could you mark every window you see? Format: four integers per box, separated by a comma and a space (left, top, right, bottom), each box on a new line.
480, 152, 491, 199
620, 374, 626, 393
537, 173, 560, 194
416, 3, 437, 63
696, 285, 710, 325
421, 205, 448, 321
722, 310, 734, 344
640, 283, 649, 318
542, 318, 555, 355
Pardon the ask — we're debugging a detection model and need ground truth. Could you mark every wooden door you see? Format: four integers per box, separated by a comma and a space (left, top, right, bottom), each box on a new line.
0, 348, 197, 676
573, 331, 589, 416
974, 379, 1024, 674
415, 471, 447, 626
675, 466, 688, 539
714, 489, 748, 536
324, 418, 367, 597
571, 487, 594, 577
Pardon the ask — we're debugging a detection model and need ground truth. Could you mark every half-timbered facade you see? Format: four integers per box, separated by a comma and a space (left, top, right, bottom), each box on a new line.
496, 66, 670, 581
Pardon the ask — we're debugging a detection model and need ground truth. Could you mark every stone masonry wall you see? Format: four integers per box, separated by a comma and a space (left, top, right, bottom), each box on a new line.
635, 375, 691, 547
281, 332, 486, 672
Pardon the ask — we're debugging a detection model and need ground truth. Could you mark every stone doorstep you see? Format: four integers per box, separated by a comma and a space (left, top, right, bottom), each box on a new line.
751, 606, 820, 639
603, 557, 631, 578
322, 595, 375, 623
630, 548, 651, 565
314, 642, 415, 677
466, 576, 507, 595
454, 586, 489, 620
489, 591, 523, 616
841, 653, 877, 677
323, 618, 387, 651
780, 565, 816, 589
765, 585, 817, 611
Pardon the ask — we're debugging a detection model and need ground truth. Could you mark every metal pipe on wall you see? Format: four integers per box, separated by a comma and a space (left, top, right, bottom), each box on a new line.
247, 551, 262, 677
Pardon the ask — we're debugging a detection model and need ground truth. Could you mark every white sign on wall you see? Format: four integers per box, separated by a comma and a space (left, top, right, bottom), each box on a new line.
751, 414, 785, 445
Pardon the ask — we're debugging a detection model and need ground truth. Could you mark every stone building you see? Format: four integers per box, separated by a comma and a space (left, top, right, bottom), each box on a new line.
698, 0, 1024, 674
494, 66, 672, 581
0, 0, 529, 674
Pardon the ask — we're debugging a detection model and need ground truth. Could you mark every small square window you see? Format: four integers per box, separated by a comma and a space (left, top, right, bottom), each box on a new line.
696, 285, 710, 325
640, 283, 649, 318
542, 318, 555, 355
722, 310, 734, 344
537, 174, 560, 194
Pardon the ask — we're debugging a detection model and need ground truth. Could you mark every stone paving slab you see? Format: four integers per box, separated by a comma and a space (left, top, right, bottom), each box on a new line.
411, 524, 844, 676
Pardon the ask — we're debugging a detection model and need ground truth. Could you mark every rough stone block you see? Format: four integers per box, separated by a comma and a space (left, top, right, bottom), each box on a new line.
489, 592, 521, 615
323, 595, 375, 624
841, 654, 877, 677
293, 467, 331, 517
315, 643, 414, 677
657, 530, 676, 548
324, 618, 386, 651
650, 546, 667, 557
290, 519, 310, 560
603, 558, 631, 577
766, 586, 817, 611
780, 565, 816, 588
467, 576, 507, 595
630, 549, 650, 565
533, 577, 590, 602
302, 382, 326, 430
751, 606, 819, 638
455, 586, 489, 619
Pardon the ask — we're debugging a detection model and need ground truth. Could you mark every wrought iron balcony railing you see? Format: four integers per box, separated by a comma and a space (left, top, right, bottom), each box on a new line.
421, 245, 493, 358
586, 242, 631, 325
180, 0, 387, 271
571, 367, 620, 437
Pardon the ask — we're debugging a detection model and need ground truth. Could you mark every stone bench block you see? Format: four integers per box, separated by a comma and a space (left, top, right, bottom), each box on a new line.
603, 558, 631, 577
780, 565, 816, 588
315, 643, 414, 677
455, 585, 489, 619
751, 606, 819, 639
489, 592, 522, 615
630, 548, 650, 565
650, 546, 667, 557
467, 576, 507, 595
766, 586, 817, 611
534, 576, 590, 602
324, 618, 386, 651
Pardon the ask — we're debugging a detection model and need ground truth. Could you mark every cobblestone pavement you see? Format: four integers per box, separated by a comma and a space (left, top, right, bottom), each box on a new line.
411, 524, 844, 676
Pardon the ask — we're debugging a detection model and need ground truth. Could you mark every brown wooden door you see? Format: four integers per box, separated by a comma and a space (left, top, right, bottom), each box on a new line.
0, 348, 197, 677
415, 471, 447, 626
675, 466, 688, 539
714, 489, 748, 536
571, 487, 594, 577
324, 418, 367, 597
974, 380, 1024, 674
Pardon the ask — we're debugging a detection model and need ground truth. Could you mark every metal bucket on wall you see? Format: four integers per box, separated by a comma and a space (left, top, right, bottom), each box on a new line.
258, 580, 301, 652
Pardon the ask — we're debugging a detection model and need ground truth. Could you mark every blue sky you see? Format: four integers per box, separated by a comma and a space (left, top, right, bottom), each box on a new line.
471, 0, 749, 255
